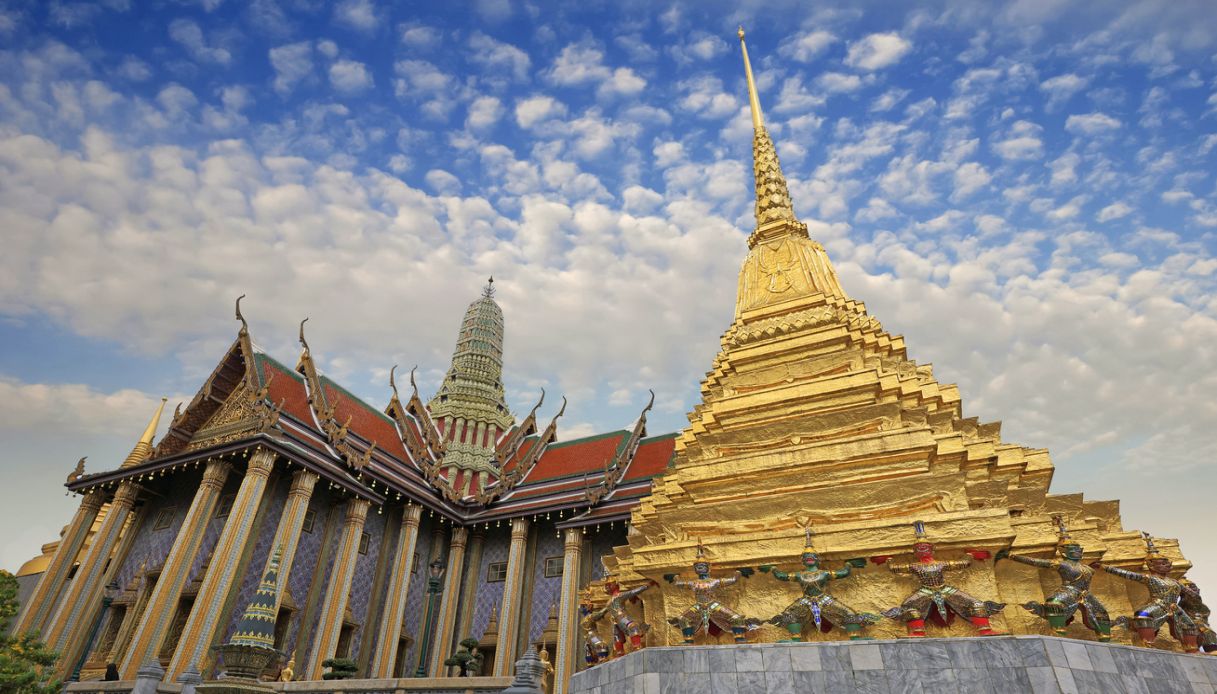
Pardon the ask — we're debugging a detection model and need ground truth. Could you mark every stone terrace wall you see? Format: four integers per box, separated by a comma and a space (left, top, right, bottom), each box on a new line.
569, 636, 1217, 694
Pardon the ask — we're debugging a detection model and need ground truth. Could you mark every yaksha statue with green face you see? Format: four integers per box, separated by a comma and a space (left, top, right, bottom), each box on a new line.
880, 521, 1005, 637
663, 543, 761, 644
996, 516, 1112, 641
1095, 533, 1201, 652
1179, 577, 1216, 654
758, 529, 880, 641
578, 590, 611, 665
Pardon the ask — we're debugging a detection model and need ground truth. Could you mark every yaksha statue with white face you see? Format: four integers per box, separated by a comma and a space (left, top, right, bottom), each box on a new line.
663, 543, 761, 644
881, 520, 1005, 637
996, 516, 1112, 641
758, 529, 879, 641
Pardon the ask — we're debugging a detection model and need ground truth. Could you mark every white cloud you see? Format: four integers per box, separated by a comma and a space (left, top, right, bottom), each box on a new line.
992, 121, 1044, 160
329, 59, 373, 93
953, 162, 991, 199
818, 72, 864, 94
1097, 201, 1133, 222
777, 30, 837, 63
1039, 73, 1089, 110
672, 32, 727, 64
465, 95, 503, 130
469, 32, 530, 82
116, 56, 152, 81
844, 33, 912, 71
399, 23, 440, 50
424, 169, 461, 195
870, 88, 909, 112
316, 39, 338, 59
514, 94, 566, 128
168, 19, 231, 65
677, 76, 738, 119
598, 67, 646, 99
652, 141, 685, 168
334, 0, 377, 32
269, 41, 313, 94
1065, 112, 1122, 135
545, 42, 610, 86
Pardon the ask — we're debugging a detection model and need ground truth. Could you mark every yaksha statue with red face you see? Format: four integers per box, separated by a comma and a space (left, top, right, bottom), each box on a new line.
587, 568, 656, 655
663, 543, 762, 644
1095, 532, 1201, 652
881, 520, 1005, 637
758, 529, 880, 641
996, 516, 1113, 641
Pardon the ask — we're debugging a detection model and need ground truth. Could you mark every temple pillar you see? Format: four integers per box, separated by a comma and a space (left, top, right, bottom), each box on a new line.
368, 504, 422, 678
166, 449, 277, 679
118, 461, 231, 677
46, 480, 140, 667
492, 517, 530, 676
305, 497, 371, 680
267, 469, 319, 606
554, 528, 583, 694
427, 526, 468, 676
16, 490, 105, 637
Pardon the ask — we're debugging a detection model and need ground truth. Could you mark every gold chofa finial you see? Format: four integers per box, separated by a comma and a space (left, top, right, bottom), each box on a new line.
738, 25, 764, 130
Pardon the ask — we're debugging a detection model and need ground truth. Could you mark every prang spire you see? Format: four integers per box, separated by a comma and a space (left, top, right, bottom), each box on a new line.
120, 397, 167, 468
738, 27, 798, 238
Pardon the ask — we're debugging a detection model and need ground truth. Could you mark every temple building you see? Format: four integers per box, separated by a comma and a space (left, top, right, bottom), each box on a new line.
14, 27, 1208, 694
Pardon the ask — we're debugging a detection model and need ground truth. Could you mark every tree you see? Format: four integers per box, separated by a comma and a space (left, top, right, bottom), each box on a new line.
319, 657, 358, 680
0, 570, 61, 694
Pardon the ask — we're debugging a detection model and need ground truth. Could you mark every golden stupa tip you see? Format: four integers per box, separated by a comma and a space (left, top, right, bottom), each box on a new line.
738, 25, 764, 130
738, 26, 745, 40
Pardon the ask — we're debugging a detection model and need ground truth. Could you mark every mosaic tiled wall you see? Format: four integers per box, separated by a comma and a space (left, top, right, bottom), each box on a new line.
188, 474, 244, 584
398, 513, 438, 669
467, 525, 509, 643
347, 502, 388, 658
527, 521, 564, 644
111, 468, 202, 589
284, 487, 342, 657
585, 526, 627, 582
218, 474, 288, 643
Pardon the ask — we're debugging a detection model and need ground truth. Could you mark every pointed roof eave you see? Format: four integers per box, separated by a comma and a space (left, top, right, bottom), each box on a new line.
584, 390, 653, 505
152, 296, 271, 459
296, 319, 373, 471
495, 389, 544, 461
477, 396, 565, 505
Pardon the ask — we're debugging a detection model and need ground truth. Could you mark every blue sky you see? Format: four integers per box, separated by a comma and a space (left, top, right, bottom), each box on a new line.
2, 0, 1217, 591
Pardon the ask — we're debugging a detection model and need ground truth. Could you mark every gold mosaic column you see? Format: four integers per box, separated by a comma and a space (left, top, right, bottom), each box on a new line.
167, 449, 277, 679
45, 481, 140, 659
118, 460, 230, 677
427, 526, 468, 676
306, 497, 371, 680
554, 528, 583, 694
492, 518, 530, 676
16, 490, 105, 637
268, 469, 319, 604
368, 505, 422, 678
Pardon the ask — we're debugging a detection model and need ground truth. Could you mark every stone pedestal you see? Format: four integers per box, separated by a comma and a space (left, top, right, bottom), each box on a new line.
568, 636, 1217, 694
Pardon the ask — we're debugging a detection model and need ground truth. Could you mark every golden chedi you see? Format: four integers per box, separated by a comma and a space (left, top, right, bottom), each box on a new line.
599, 28, 1195, 649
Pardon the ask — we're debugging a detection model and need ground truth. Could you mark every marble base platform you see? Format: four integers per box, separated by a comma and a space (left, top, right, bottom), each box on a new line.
568, 635, 1217, 694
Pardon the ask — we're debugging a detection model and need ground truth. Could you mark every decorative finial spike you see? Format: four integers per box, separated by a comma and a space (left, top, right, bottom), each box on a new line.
738, 25, 764, 130
483, 275, 496, 298
644, 389, 655, 413
556, 395, 567, 418
389, 364, 398, 395
235, 294, 248, 336
409, 365, 420, 396
913, 520, 927, 539
298, 318, 310, 352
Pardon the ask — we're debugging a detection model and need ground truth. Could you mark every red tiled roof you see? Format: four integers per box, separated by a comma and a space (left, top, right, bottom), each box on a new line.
255, 354, 315, 426
320, 378, 410, 461
623, 434, 675, 481
523, 431, 627, 483
501, 437, 537, 473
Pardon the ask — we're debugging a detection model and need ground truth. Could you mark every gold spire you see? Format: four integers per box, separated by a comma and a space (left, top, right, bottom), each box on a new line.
738, 26, 764, 130
121, 397, 167, 468
737, 27, 797, 234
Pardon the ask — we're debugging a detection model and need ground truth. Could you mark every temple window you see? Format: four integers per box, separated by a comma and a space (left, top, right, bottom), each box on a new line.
358, 532, 371, 555
215, 494, 235, 519
543, 556, 563, 578
302, 508, 316, 533
487, 561, 508, 582
152, 506, 176, 531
